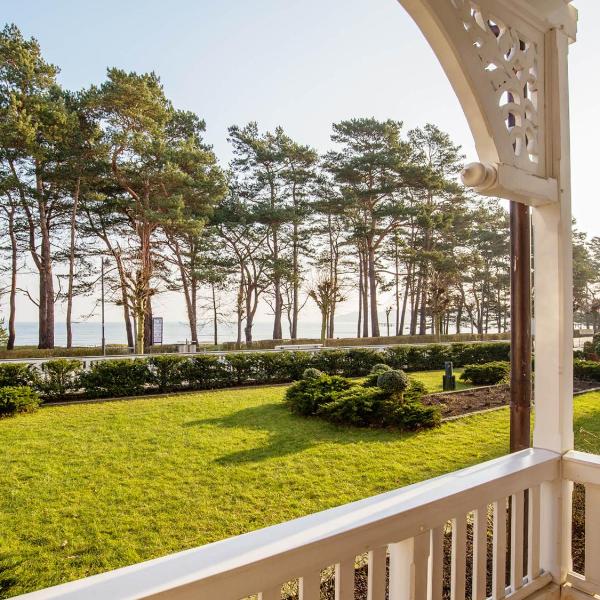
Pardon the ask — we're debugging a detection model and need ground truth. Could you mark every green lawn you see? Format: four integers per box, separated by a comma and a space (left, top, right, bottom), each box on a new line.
1, 380, 599, 598
409, 368, 469, 392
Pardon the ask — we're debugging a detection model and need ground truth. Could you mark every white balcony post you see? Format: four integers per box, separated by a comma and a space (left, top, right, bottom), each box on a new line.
532, 26, 575, 585
394, 0, 578, 588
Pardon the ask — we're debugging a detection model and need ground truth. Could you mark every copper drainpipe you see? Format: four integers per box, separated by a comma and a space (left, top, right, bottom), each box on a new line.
509, 201, 532, 452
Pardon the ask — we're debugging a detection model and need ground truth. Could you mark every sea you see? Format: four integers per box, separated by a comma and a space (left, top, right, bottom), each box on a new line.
11, 320, 362, 347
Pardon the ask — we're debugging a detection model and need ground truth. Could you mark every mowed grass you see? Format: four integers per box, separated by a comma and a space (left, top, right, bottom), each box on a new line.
1, 375, 598, 598
409, 368, 469, 392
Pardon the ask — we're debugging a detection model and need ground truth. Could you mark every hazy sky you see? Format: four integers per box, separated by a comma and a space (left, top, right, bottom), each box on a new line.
2, 0, 599, 325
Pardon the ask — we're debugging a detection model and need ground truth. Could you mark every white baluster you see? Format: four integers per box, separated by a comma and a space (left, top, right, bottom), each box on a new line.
389, 539, 414, 600
585, 483, 600, 585
451, 515, 467, 600
335, 557, 355, 600
473, 506, 488, 600
429, 526, 444, 600
414, 531, 430, 600
528, 485, 541, 581
493, 498, 507, 600
511, 491, 525, 591
300, 571, 321, 600
367, 546, 387, 600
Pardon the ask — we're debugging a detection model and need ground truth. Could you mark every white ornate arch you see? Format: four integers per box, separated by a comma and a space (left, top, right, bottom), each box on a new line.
397, 0, 576, 204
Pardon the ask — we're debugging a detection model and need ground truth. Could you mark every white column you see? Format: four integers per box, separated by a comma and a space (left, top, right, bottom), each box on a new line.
533, 28, 574, 584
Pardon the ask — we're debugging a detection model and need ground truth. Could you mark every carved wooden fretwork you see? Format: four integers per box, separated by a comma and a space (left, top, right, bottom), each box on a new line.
450, 0, 541, 173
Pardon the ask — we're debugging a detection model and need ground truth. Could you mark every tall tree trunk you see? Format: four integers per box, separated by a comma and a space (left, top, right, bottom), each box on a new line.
357, 258, 363, 338
170, 237, 198, 344
367, 244, 380, 337
272, 228, 283, 340
394, 241, 400, 336
39, 222, 55, 349
212, 283, 218, 345
418, 274, 428, 336
236, 270, 244, 346
6, 205, 18, 350
66, 178, 80, 348
361, 249, 369, 337
245, 280, 255, 343
398, 263, 411, 336
291, 221, 299, 340
144, 301, 153, 349
411, 273, 422, 335
320, 309, 327, 342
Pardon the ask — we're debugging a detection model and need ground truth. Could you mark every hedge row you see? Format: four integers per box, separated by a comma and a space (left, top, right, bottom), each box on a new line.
573, 359, 600, 382
0, 342, 510, 401
221, 333, 510, 351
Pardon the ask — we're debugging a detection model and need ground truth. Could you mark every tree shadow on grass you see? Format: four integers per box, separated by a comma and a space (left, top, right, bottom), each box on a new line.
183, 402, 417, 465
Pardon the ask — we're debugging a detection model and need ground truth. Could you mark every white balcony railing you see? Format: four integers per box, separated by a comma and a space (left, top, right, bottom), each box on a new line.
563, 451, 600, 597
16, 448, 563, 600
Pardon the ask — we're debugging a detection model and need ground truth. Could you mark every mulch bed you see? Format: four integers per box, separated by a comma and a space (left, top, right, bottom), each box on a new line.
422, 378, 600, 419
423, 384, 510, 418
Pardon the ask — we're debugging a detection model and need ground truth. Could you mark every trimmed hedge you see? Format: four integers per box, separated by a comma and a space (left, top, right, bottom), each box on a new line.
79, 359, 151, 398
39, 359, 83, 400
0, 363, 39, 388
0, 386, 41, 417
0, 342, 511, 401
460, 361, 510, 385
573, 359, 600, 382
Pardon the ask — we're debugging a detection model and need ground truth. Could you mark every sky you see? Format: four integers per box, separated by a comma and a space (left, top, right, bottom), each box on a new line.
2, 0, 600, 328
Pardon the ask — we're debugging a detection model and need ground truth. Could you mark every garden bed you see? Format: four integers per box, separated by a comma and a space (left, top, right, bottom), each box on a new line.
423, 378, 599, 419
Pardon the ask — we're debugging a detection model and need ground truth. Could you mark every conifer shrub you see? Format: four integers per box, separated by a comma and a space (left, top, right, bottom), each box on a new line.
285, 374, 352, 416
0, 386, 41, 417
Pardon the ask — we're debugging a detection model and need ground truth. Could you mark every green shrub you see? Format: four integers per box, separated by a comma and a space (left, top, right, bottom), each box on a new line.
364, 363, 392, 387
79, 359, 151, 398
39, 359, 83, 400
376, 370, 409, 395
318, 385, 440, 430
389, 401, 441, 430
0, 363, 39, 388
574, 359, 600, 382
404, 379, 428, 403
302, 368, 323, 380
285, 374, 352, 416
225, 352, 256, 384
148, 355, 187, 392
318, 386, 389, 426
0, 386, 41, 417
342, 348, 386, 376
310, 350, 348, 375
179, 355, 230, 389
460, 361, 510, 385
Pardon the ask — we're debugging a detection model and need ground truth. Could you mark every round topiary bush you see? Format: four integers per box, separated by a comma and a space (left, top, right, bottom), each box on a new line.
364, 363, 392, 387
377, 369, 409, 394
302, 368, 323, 380
371, 363, 391, 374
